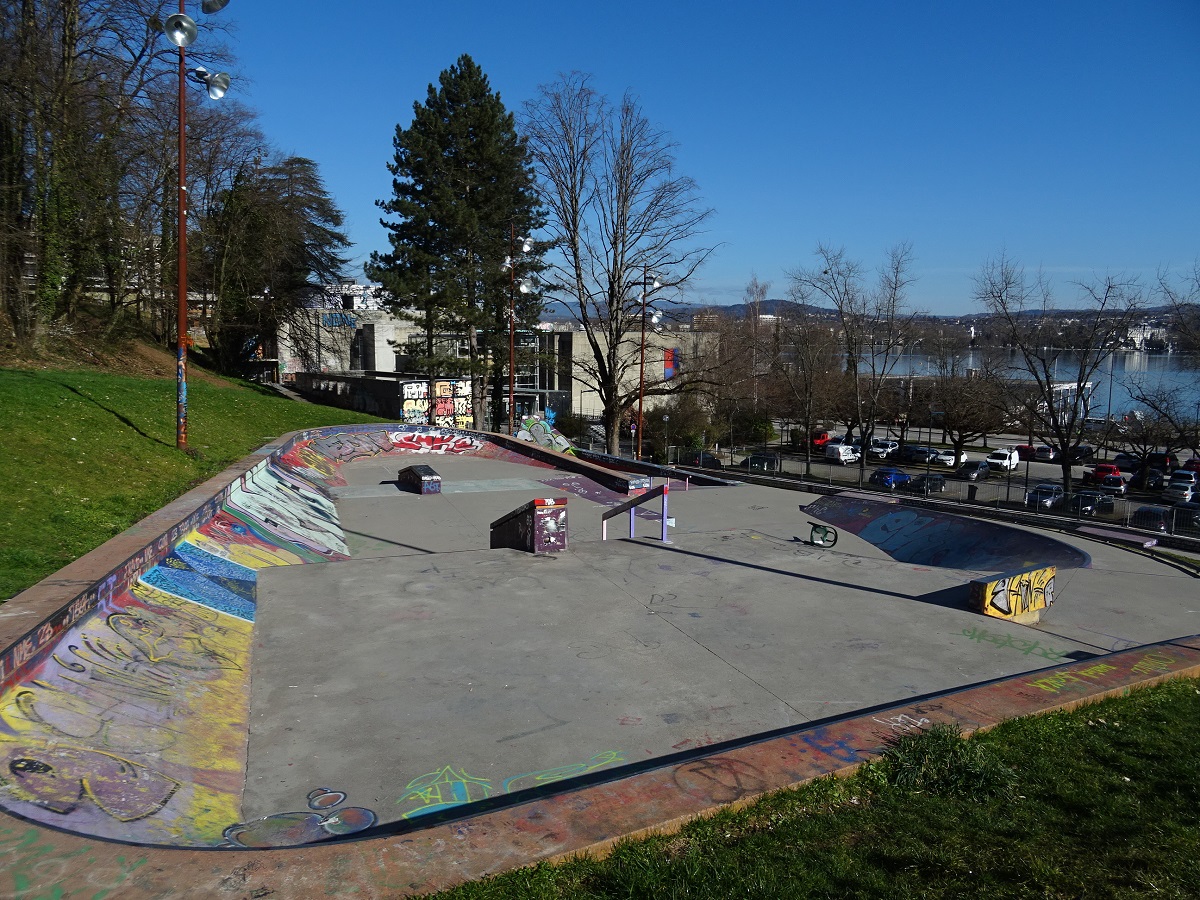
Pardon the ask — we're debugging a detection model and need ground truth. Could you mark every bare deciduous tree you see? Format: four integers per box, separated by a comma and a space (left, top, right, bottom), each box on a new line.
973, 252, 1144, 491
522, 73, 714, 453
788, 242, 920, 482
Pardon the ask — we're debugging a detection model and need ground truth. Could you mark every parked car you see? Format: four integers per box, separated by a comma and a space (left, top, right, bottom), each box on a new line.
954, 461, 991, 481
904, 473, 947, 494
869, 439, 900, 459
1068, 444, 1095, 463
985, 448, 1020, 471
1148, 452, 1180, 473
1182, 457, 1200, 474
1162, 470, 1198, 503
735, 454, 781, 472
680, 450, 724, 470
1112, 452, 1141, 472
1097, 474, 1128, 496
868, 466, 912, 490
825, 443, 861, 465
809, 429, 832, 449
1067, 490, 1115, 516
1131, 467, 1166, 490
1171, 501, 1200, 535
900, 445, 939, 464
1034, 445, 1057, 462
1130, 505, 1171, 532
1025, 483, 1065, 509
1081, 463, 1122, 485
1014, 444, 1038, 461
934, 448, 968, 467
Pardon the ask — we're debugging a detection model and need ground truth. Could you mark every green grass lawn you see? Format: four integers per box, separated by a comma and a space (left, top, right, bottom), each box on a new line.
0, 364, 390, 599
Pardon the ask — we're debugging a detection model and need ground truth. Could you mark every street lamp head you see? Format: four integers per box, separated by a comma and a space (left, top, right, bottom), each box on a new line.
188, 67, 230, 100
163, 13, 197, 47
518, 280, 533, 294
520, 237, 534, 254
201, 0, 232, 12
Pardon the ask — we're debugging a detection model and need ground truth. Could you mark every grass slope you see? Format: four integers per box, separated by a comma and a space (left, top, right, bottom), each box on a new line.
0, 364, 389, 599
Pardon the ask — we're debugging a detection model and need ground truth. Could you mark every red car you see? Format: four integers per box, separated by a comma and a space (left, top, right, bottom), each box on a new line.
809, 430, 831, 449
1081, 463, 1122, 486
1015, 444, 1037, 461
1183, 457, 1200, 474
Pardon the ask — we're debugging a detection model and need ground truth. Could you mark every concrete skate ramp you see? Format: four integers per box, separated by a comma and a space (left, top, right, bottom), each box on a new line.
0, 425, 648, 849
805, 495, 1090, 571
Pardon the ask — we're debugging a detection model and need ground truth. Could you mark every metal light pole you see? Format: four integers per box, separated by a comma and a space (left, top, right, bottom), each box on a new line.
163, 1, 231, 450
636, 265, 662, 461
506, 225, 532, 434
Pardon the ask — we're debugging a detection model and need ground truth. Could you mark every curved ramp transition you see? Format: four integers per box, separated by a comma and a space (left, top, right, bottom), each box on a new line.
805, 495, 1090, 570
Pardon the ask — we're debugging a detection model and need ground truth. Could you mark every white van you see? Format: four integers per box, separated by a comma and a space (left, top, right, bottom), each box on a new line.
986, 447, 1020, 471
826, 443, 861, 465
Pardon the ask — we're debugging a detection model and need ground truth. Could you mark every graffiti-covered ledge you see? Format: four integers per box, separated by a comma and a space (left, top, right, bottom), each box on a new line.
0, 424, 646, 848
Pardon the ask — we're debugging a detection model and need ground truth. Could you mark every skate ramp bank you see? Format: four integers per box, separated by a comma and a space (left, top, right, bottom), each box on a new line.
805, 495, 1091, 571
0, 424, 644, 849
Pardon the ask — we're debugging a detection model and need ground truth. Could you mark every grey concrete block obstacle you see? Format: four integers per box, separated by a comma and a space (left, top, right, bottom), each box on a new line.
490, 498, 568, 553
398, 464, 441, 495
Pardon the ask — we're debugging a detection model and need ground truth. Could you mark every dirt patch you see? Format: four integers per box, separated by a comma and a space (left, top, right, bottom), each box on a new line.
0, 334, 229, 385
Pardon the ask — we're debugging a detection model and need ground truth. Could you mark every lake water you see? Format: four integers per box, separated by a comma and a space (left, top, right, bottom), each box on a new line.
892, 350, 1200, 421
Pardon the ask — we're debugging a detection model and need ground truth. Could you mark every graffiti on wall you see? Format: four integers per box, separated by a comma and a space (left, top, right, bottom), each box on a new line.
401, 380, 473, 429
0, 581, 254, 845
225, 463, 350, 560
515, 414, 576, 455
389, 429, 483, 455
969, 565, 1056, 621
396, 751, 624, 819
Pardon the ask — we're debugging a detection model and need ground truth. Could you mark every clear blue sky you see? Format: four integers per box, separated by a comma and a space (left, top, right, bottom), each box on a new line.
216, 0, 1199, 315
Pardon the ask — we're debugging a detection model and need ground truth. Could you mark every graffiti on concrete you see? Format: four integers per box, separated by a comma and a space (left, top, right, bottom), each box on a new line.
0, 583, 254, 845
805, 496, 1090, 570
0, 825, 147, 899
960, 626, 1070, 661
223, 788, 377, 848
970, 565, 1056, 622
226, 463, 350, 560
515, 415, 576, 455
397, 751, 624, 819
389, 430, 483, 455
1027, 662, 1119, 694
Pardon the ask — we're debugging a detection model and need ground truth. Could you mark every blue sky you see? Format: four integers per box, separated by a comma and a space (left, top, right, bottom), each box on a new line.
215, 1, 1199, 314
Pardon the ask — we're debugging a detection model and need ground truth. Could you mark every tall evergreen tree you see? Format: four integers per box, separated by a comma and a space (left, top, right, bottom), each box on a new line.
367, 54, 543, 430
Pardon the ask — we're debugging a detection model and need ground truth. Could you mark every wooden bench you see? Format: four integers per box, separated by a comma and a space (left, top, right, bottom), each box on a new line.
1076, 525, 1157, 550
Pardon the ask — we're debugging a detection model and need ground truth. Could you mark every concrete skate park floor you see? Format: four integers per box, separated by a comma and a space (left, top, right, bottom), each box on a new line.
247, 453, 1200, 829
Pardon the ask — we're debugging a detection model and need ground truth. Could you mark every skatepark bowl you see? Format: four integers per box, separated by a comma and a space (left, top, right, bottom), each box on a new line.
2, 423, 1199, 898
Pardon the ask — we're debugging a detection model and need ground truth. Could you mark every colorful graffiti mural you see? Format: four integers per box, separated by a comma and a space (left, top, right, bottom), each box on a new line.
0, 452, 355, 846
970, 565, 1056, 622
515, 414, 576, 455
0, 582, 254, 845
401, 380, 473, 428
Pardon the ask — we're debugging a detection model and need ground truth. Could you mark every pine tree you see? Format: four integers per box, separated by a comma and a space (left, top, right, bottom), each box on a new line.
367, 54, 543, 429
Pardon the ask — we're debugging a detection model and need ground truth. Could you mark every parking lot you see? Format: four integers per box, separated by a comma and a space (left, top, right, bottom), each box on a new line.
685, 441, 1200, 538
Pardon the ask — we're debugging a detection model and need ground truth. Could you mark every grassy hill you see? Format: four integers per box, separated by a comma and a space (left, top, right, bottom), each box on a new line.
0, 348, 389, 599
